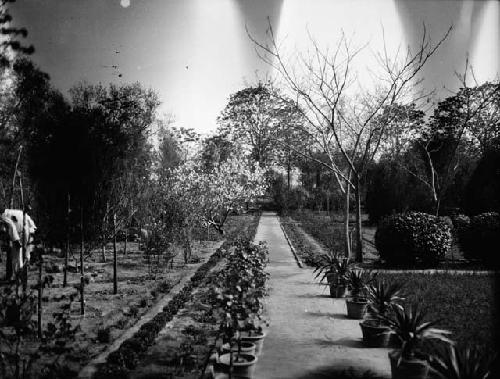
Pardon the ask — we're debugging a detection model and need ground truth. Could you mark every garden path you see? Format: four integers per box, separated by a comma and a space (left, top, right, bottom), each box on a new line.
253, 212, 391, 379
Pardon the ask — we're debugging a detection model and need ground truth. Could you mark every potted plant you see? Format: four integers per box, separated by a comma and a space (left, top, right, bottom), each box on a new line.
313, 252, 350, 298
345, 270, 376, 319
428, 343, 495, 379
359, 279, 404, 347
380, 303, 453, 379
215, 292, 258, 378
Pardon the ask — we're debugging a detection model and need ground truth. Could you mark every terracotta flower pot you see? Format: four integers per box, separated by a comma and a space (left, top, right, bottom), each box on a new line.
218, 353, 257, 378
223, 341, 256, 356
240, 331, 266, 355
346, 298, 368, 319
389, 350, 429, 379
359, 321, 391, 347
326, 272, 338, 285
330, 284, 347, 298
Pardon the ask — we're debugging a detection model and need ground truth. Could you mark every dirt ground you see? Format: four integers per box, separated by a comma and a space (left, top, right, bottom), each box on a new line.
0, 239, 221, 377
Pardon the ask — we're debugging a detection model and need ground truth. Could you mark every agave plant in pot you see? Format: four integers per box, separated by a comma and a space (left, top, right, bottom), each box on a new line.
313, 252, 350, 298
345, 270, 376, 319
359, 279, 405, 347
380, 303, 453, 379
428, 343, 496, 379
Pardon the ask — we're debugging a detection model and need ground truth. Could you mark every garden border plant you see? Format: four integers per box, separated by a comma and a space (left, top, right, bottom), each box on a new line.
91, 212, 261, 378
211, 239, 269, 379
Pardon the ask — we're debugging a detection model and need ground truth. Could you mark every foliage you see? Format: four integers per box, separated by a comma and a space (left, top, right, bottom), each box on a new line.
312, 251, 350, 284
345, 270, 376, 299
95, 218, 261, 376
408, 81, 500, 214
0, 282, 80, 379
291, 210, 353, 255
217, 82, 305, 167
459, 212, 500, 265
465, 149, 500, 215
167, 158, 266, 235
429, 343, 496, 379
365, 156, 436, 223
0, 0, 34, 69
364, 279, 405, 323
213, 239, 269, 359
375, 212, 452, 267
379, 303, 453, 361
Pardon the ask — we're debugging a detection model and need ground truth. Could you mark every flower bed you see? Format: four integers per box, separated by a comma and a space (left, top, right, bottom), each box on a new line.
91, 212, 261, 378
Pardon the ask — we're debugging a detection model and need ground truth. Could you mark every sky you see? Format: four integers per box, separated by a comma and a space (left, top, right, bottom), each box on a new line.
8, 0, 500, 134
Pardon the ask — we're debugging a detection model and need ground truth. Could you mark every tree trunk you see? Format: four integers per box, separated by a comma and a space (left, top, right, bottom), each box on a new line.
123, 228, 127, 255
287, 158, 291, 191
80, 207, 85, 316
113, 213, 118, 295
101, 227, 106, 263
434, 197, 441, 217
354, 175, 363, 263
344, 180, 351, 258
63, 192, 70, 287
37, 250, 43, 339
183, 226, 192, 264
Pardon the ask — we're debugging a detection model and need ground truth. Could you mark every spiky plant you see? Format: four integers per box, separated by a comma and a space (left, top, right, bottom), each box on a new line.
429, 344, 496, 379
365, 279, 405, 321
379, 303, 453, 362
346, 270, 377, 299
313, 251, 350, 284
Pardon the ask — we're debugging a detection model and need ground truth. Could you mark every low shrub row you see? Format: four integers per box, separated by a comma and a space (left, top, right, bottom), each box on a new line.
289, 210, 351, 255
375, 211, 500, 267
93, 243, 228, 378
92, 213, 261, 378
280, 217, 324, 267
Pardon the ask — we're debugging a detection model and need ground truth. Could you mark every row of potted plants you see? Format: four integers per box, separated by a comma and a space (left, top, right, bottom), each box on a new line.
314, 252, 496, 379
210, 239, 269, 379
92, 241, 231, 378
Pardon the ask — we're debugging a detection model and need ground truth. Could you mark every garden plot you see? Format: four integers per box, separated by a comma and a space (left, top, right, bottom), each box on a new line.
0, 214, 260, 378
0, 240, 219, 377
279, 214, 498, 360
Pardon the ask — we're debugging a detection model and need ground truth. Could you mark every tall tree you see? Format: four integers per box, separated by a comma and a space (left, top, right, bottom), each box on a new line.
249, 23, 451, 261
217, 82, 304, 167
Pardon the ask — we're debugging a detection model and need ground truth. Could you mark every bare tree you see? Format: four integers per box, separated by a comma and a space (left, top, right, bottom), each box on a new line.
249, 21, 451, 262
404, 60, 500, 215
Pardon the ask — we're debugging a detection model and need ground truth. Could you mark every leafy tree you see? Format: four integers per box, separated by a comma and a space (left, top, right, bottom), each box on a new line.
217, 82, 305, 167
199, 133, 237, 172
166, 158, 265, 261
410, 79, 500, 214
465, 149, 500, 215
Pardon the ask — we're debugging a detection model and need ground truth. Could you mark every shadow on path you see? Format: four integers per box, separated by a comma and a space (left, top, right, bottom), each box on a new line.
294, 366, 385, 379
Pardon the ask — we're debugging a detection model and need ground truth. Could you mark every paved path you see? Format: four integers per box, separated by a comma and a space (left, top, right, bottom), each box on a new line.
253, 212, 391, 379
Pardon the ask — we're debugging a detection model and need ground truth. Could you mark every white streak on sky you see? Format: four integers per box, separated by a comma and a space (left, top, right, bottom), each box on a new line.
470, 0, 499, 84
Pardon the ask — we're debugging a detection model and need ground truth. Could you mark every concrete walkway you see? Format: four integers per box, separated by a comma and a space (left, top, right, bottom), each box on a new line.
253, 212, 391, 379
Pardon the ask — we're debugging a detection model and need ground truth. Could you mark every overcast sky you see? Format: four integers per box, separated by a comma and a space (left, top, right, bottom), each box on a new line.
9, 0, 499, 134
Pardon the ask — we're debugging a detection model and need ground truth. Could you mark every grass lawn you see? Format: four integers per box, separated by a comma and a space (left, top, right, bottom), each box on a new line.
280, 213, 498, 357
376, 272, 498, 356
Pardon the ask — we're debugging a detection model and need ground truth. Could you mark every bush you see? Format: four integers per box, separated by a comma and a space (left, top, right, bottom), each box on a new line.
97, 327, 111, 343
375, 212, 452, 267
459, 212, 500, 265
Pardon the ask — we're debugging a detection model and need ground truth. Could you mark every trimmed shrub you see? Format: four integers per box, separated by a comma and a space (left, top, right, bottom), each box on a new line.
375, 212, 452, 267
460, 212, 500, 265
